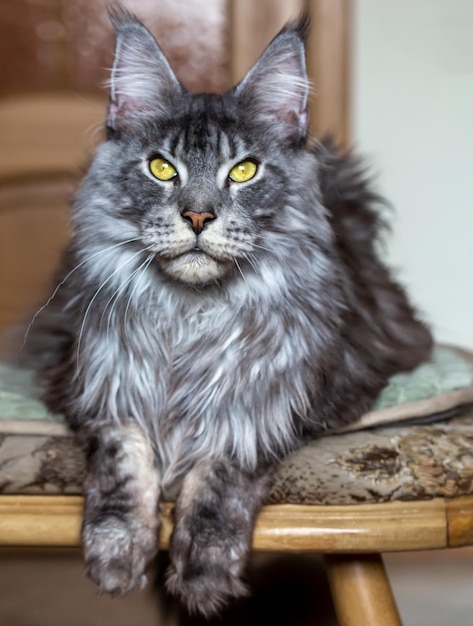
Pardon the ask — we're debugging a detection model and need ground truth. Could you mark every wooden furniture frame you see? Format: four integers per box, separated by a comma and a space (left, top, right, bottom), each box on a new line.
1, 495, 473, 625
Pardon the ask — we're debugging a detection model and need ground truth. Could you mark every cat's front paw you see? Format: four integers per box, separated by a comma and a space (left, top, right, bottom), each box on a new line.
83, 515, 157, 595
165, 559, 248, 616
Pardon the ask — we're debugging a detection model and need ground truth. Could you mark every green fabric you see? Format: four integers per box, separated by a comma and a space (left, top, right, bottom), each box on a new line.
0, 346, 472, 422
0, 362, 60, 421
374, 346, 473, 409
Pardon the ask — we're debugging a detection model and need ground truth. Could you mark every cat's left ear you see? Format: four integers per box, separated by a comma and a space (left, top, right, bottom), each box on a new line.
233, 15, 310, 140
107, 8, 182, 130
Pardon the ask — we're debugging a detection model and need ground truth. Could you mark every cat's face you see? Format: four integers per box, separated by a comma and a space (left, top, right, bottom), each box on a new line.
77, 11, 310, 286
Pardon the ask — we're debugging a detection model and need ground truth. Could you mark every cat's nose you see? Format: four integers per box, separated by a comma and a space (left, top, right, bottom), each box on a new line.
181, 210, 216, 235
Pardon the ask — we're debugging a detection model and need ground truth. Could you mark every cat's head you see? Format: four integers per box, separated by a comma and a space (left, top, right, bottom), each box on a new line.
77, 9, 313, 286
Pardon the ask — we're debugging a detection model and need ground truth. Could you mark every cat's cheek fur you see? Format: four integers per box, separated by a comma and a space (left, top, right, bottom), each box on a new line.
141, 213, 197, 258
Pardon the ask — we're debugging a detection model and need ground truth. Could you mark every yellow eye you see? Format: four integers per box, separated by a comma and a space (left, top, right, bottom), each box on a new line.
149, 157, 177, 181
228, 160, 258, 183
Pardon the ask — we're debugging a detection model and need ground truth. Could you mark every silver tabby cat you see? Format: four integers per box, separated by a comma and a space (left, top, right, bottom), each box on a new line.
27, 8, 432, 616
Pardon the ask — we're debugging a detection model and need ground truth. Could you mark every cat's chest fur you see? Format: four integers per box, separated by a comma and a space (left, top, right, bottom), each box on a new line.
75, 269, 312, 491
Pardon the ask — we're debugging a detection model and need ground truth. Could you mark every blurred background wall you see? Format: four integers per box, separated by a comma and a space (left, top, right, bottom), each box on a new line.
0, 0, 471, 349
353, 0, 473, 349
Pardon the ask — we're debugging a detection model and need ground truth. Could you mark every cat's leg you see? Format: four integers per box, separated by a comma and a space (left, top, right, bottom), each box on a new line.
165, 459, 274, 616
81, 421, 160, 595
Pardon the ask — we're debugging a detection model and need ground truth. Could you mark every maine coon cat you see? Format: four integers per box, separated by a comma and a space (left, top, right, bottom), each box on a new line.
26, 8, 432, 616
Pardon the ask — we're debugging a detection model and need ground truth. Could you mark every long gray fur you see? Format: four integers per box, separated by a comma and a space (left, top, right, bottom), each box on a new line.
24, 8, 432, 616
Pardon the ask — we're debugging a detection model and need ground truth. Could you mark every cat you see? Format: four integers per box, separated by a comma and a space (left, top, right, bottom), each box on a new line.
25, 7, 432, 617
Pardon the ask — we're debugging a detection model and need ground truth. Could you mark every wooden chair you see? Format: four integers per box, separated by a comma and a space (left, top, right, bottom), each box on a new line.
1, 2, 472, 625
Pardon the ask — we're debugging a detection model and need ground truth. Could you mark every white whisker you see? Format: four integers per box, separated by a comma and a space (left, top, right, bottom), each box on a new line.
123, 254, 155, 341
76, 246, 153, 369
101, 258, 150, 333
20, 236, 142, 353
251, 243, 273, 254
233, 258, 250, 290
243, 253, 259, 274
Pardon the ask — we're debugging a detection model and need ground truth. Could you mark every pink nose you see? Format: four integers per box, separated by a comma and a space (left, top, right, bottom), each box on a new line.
182, 210, 216, 235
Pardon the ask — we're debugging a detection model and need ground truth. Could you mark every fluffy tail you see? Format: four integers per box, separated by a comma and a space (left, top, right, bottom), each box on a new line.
315, 138, 433, 373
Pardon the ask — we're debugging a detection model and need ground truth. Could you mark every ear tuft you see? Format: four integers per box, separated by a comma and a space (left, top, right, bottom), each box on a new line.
106, 8, 182, 130
234, 15, 310, 139
284, 11, 311, 42
107, 5, 139, 30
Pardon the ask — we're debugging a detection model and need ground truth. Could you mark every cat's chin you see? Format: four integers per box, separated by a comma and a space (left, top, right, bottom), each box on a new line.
161, 252, 230, 285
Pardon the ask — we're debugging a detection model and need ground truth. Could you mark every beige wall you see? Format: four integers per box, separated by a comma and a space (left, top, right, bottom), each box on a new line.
353, 0, 473, 348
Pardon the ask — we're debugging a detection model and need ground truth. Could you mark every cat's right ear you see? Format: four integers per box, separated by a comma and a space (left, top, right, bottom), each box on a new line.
107, 8, 182, 131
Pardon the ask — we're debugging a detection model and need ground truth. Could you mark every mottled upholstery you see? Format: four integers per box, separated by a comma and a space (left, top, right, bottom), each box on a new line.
0, 347, 472, 501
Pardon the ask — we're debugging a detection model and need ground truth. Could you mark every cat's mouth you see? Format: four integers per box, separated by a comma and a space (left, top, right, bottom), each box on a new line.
158, 245, 231, 285
179, 245, 214, 262
189, 245, 206, 255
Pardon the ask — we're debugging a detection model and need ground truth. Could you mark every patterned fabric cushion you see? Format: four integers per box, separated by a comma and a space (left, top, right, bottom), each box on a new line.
0, 346, 472, 502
